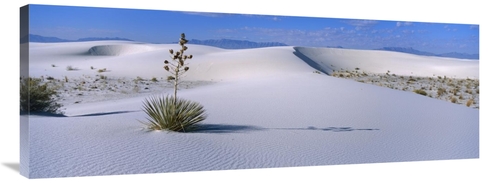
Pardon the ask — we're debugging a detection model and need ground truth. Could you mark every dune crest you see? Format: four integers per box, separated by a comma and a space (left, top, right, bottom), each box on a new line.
293, 47, 479, 79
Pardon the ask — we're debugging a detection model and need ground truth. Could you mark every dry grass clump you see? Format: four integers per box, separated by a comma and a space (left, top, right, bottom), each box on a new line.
413, 89, 427, 96
466, 99, 474, 107
66, 65, 78, 71
450, 97, 458, 103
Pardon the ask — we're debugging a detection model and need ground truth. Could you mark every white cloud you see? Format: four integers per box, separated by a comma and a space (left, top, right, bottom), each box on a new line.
182, 11, 227, 17
397, 22, 413, 27
402, 30, 415, 34
31, 26, 121, 40
347, 20, 378, 27
87, 28, 120, 34
345, 19, 378, 30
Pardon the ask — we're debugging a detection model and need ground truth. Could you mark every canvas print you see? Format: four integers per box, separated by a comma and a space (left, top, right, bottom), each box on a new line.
20, 4, 479, 179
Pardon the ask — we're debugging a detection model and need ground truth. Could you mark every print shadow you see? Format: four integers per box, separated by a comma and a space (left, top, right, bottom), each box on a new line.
2, 163, 20, 173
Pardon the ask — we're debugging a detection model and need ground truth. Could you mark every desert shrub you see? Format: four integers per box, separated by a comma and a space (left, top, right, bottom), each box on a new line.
140, 95, 207, 132
437, 88, 446, 97
450, 97, 458, 103
151, 77, 158, 82
413, 89, 427, 96
466, 99, 474, 107
97, 68, 107, 73
20, 77, 62, 114
66, 65, 77, 71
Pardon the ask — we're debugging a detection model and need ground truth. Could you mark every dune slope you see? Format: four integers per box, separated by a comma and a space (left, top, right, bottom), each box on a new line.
23, 41, 479, 178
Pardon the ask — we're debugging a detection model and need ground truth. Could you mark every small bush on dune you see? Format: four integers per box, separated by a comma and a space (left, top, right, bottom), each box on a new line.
413, 89, 427, 96
66, 65, 77, 71
97, 68, 107, 73
437, 88, 446, 97
140, 95, 207, 132
466, 99, 474, 107
20, 77, 62, 114
450, 97, 458, 103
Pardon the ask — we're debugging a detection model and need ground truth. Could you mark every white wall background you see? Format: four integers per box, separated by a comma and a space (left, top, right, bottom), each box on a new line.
1, 0, 497, 182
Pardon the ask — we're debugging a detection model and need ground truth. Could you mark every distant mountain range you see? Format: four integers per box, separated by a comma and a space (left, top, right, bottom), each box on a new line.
374, 47, 479, 60
184, 39, 288, 49
22, 35, 478, 60
22, 34, 133, 43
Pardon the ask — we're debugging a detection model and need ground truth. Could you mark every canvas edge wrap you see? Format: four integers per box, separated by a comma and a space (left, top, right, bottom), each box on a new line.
20, 4, 30, 178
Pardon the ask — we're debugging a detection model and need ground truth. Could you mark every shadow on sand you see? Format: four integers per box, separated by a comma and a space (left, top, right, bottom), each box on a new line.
20, 111, 67, 117
193, 124, 264, 134
21, 110, 140, 117
193, 124, 379, 134
292, 48, 329, 74
72, 110, 140, 117
274, 126, 380, 132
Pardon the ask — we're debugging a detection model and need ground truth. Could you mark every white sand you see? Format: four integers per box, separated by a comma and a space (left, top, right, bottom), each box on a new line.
22, 41, 479, 178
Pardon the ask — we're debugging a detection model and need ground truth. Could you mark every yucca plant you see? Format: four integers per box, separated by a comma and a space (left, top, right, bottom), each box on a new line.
140, 95, 207, 132
140, 33, 207, 132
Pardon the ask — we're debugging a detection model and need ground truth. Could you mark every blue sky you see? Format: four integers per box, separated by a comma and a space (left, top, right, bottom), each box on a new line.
29, 4, 479, 54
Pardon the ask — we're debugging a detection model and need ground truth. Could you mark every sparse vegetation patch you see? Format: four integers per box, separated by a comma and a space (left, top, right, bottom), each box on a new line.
330, 68, 479, 108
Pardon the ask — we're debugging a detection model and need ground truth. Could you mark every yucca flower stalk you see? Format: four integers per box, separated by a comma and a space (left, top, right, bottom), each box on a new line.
163, 33, 193, 103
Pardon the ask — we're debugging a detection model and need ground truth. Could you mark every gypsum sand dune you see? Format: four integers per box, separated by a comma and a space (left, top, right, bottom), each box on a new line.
23, 41, 479, 178
32, 42, 480, 109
